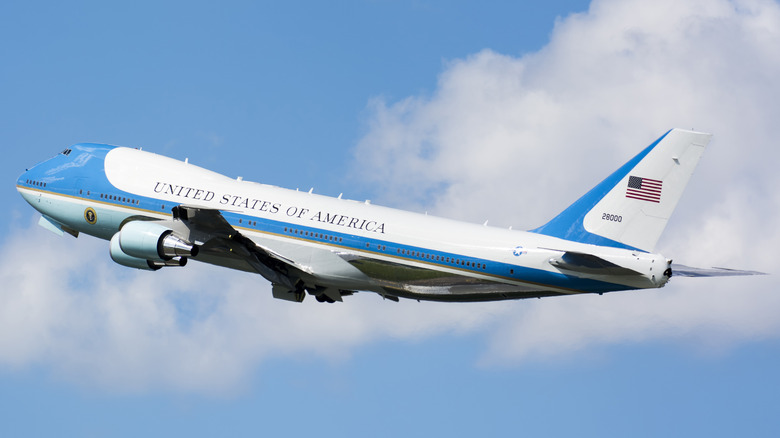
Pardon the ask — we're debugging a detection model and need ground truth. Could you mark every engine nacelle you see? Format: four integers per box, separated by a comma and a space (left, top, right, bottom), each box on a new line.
117, 221, 199, 261
110, 232, 188, 270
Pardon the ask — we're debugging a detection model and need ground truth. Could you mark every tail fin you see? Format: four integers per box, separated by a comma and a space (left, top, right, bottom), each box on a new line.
531, 129, 712, 252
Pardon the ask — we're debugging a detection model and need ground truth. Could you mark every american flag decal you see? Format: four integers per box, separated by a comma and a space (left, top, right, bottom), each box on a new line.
626, 176, 662, 203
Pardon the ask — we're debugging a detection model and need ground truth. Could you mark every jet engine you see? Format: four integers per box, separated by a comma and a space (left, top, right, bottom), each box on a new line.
118, 221, 198, 260
109, 221, 198, 270
110, 233, 187, 270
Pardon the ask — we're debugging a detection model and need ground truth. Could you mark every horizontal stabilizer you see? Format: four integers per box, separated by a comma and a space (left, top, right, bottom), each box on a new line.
549, 251, 643, 276
671, 264, 767, 277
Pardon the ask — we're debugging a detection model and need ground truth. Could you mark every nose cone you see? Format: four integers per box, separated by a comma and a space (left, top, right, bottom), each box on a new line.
17, 170, 26, 189
17, 154, 55, 209
17, 147, 69, 195
18, 163, 46, 187
17, 169, 40, 208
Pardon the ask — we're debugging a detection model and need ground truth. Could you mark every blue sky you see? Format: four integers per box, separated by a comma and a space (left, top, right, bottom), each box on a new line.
2, 0, 780, 436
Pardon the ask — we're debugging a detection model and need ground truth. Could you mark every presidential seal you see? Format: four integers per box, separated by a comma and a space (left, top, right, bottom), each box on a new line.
84, 207, 97, 225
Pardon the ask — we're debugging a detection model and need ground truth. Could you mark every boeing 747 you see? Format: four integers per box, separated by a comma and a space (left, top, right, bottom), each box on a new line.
16, 129, 762, 303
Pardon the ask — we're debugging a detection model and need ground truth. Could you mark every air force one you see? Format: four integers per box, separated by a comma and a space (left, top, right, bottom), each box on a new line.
16, 129, 762, 303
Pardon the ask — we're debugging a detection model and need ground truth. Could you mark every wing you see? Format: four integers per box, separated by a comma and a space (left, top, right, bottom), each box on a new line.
671, 263, 767, 277
171, 207, 579, 303
170, 205, 309, 301
340, 253, 572, 302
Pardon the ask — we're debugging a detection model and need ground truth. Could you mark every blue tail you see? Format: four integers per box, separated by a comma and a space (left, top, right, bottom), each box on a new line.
530, 129, 711, 252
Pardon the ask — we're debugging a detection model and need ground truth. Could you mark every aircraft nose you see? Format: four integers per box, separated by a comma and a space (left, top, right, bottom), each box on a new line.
17, 168, 30, 187
17, 168, 32, 192
17, 170, 38, 208
16, 166, 49, 210
18, 168, 47, 190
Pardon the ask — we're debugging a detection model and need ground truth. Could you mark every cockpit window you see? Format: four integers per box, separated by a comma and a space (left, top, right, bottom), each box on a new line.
60, 148, 72, 156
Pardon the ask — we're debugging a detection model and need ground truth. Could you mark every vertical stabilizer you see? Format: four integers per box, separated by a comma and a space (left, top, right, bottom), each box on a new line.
531, 129, 712, 252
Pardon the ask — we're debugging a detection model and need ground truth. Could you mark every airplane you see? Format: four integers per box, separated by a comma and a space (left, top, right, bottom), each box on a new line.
16, 128, 763, 304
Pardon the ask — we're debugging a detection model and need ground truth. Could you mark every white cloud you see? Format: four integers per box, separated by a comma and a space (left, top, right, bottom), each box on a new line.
357, 0, 780, 226
355, 0, 780, 362
0, 221, 505, 394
